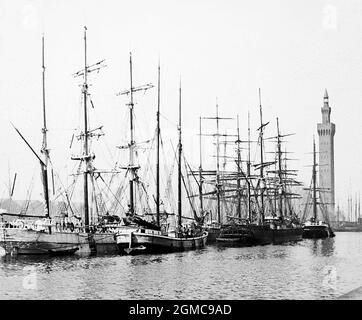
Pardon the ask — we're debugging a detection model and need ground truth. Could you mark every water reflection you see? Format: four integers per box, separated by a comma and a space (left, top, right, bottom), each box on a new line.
310, 238, 335, 257
1, 234, 361, 299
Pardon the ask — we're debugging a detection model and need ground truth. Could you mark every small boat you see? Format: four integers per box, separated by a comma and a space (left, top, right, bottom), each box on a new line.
302, 218, 333, 238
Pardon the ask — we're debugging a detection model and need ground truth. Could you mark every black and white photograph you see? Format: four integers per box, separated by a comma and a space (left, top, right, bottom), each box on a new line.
0, 0, 362, 305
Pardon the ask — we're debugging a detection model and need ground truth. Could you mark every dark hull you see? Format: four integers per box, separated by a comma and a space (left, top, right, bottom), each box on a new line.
215, 224, 303, 246
216, 225, 255, 247
248, 225, 303, 245
216, 235, 255, 246
302, 225, 335, 239
205, 226, 221, 243
117, 231, 208, 255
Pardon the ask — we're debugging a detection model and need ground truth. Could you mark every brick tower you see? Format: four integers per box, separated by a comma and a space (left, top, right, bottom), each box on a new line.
317, 89, 336, 219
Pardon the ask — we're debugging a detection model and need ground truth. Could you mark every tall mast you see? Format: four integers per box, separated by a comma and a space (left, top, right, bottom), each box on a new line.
236, 115, 242, 218
337, 203, 340, 223
312, 136, 317, 220
156, 61, 160, 226
276, 117, 283, 218
198, 116, 204, 214
258, 88, 265, 223
129, 53, 135, 215
117, 55, 153, 216
351, 196, 352, 222
41, 35, 50, 219
216, 100, 221, 224
201, 103, 232, 223
177, 80, 182, 229
247, 111, 252, 222
82, 26, 90, 232
355, 194, 358, 222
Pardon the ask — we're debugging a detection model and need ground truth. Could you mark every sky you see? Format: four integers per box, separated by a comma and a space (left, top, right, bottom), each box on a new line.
0, 0, 361, 216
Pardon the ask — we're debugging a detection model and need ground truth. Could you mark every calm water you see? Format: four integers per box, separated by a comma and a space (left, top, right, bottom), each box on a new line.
1, 232, 362, 299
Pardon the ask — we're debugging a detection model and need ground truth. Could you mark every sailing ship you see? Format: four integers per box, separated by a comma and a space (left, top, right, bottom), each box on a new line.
0, 28, 128, 256
195, 103, 234, 242
197, 90, 303, 245
244, 91, 303, 244
116, 63, 207, 254
301, 138, 335, 238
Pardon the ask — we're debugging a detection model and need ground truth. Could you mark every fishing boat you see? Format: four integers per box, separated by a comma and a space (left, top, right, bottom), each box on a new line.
301, 138, 335, 238
116, 64, 207, 254
0, 28, 128, 256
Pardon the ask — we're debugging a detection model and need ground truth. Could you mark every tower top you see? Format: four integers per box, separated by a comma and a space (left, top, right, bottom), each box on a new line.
323, 88, 329, 107
321, 89, 331, 123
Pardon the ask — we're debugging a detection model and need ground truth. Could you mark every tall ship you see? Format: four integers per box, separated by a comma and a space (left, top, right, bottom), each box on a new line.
193, 90, 303, 245
0, 28, 131, 256
116, 61, 207, 254
243, 90, 303, 244
301, 138, 335, 238
192, 103, 237, 243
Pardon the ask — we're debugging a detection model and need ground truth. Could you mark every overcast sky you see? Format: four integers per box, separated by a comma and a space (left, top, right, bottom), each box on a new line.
0, 0, 361, 215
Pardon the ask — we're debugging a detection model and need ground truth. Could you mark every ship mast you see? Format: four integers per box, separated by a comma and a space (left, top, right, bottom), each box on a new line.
276, 117, 283, 219
198, 116, 204, 215
177, 80, 182, 229
117, 54, 153, 216
201, 103, 232, 224
312, 137, 317, 221
82, 27, 90, 232
128, 53, 136, 215
156, 62, 161, 227
258, 89, 265, 223
247, 111, 252, 222
216, 101, 221, 223
337, 203, 340, 223
236, 115, 242, 218
41, 35, 50, 219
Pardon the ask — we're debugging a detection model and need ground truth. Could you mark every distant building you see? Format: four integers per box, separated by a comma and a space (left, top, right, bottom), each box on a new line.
317, 89, 336, 219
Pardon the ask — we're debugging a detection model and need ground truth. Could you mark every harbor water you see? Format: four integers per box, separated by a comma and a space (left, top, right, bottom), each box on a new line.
1, 232, 362, 300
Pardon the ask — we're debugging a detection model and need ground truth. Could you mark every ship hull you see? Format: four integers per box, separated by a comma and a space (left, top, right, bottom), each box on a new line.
205, 226, 221, 243
216, 225, 255, 246
215, 235, 255, 246
0, 228, 91, 255
116, 230, 208, 255
0, 227, 124, 256
248, 225, 303, 245
302, 225, 335, 238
